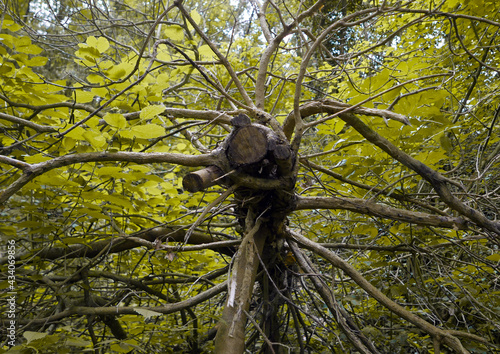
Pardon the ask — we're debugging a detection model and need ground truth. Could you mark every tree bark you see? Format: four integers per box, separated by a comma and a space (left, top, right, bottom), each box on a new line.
214, 218, 269, 353
182, 165, 224, 192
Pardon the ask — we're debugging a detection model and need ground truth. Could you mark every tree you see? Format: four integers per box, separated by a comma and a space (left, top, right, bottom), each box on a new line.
1, 0, 500, 352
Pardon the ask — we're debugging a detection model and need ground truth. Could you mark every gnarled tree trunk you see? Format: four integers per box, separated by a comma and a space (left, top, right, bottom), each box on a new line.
183, 114, 296, 353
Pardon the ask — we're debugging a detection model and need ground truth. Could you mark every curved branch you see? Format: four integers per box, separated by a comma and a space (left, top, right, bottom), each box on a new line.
0, 151, 217, 204
287, 230, 471, 353
289, 241, 381, 354
0, 112, 57, 133
249, 0, 272, 44
295, 196, 468, 230
254, 0, 326, 109
292, 8, 380, 151
300, 158, 449, 216
11, 281, 227, 326
175, 1, 254, 109
0, 93, 98, 115
1, 226, 236, 264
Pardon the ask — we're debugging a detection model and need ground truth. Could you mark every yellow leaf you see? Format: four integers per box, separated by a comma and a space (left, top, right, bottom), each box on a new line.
26, 56, 48, 67
176, 142, 187, 151
140, 104, 165, 120
104, 113, 127, 129
2, 18, 22, 32
75, 46, 100, 61
96, 37, 109, 53
199, 45, 215, 60
83, 131, 107, 148
24, 331, 48, 344
62, 137, 76, 151
66, 126, 87, 140
79, 8, 92, 19
17, 44, 43, 55
74, 90, 95, 103
107, 62, 134, 80
164, 25, 184, 41
24, 154, 51, 163
190, 10, 202, 25
335, 121, 345, 135
130, 124, 166, 139
97, 166, 123, 176
86, 36, 98, 47
0, 34, 15, 49
486, 254, 500, 262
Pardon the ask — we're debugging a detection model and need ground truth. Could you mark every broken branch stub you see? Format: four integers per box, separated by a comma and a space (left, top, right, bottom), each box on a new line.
182, 165, 224, 193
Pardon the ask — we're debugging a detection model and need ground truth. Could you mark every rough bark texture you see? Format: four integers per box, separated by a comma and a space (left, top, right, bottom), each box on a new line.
182, 165, 224, 192
180, 115, 296, 353
226, 125, 269, 167
182, 114, 295, 191
213, 218, 269, 353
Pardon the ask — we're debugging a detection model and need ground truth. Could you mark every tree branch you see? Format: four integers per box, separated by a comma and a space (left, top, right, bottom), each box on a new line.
289, 241, 381, 354
2, 226, 236, 264
338, 112, 500, 236
295, 196, 468, 230
11, 281, 227, 326
0, 112, 57, 133
287, 229, 471, 353
0, 151, 217, 204
175, 0, 254, 109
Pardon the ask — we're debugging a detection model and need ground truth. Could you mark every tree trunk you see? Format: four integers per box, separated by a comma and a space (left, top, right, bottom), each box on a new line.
182, 115, 296, 352
214, 216, 269, 353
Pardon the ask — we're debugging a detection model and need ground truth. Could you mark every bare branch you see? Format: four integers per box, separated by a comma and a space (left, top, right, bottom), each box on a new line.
175, 0, 254, 109
0, 151, 217, 204
11, 281, 227, 326
255, 0, 326, 109
339, 112, 500, 236
0, 112, 58, 133
1, 226, 236, 265
295, 196, 467, 230
287, 229, 472, 353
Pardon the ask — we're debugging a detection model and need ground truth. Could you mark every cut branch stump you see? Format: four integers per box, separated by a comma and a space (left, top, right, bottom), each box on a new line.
182, 165, 224, 193
182, 114, 294, 192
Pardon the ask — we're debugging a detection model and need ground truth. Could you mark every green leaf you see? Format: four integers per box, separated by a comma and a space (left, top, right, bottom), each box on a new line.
66, 126, 87, 140
164, 25, 184, 41
110, 343, 134, 353
74, 90, 95, 103
334, 121, 345, 135
75, 46, 101, 61
107, 62, 134, 80
26, 56, 48, 66
134, 308, 162, 320
104, 113, 127, 129
130, 124, 166, 139
190, 10, 202, 25
486, 254, 500, 262
17, 44, 43, 55
140, 105, 165, 120
2, 18, 22, 32
199, 45, 215, 60
24, 331, 48, 344
96, 37, 110, 53
83, 130, 108, 148
65, 337, 92, 347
